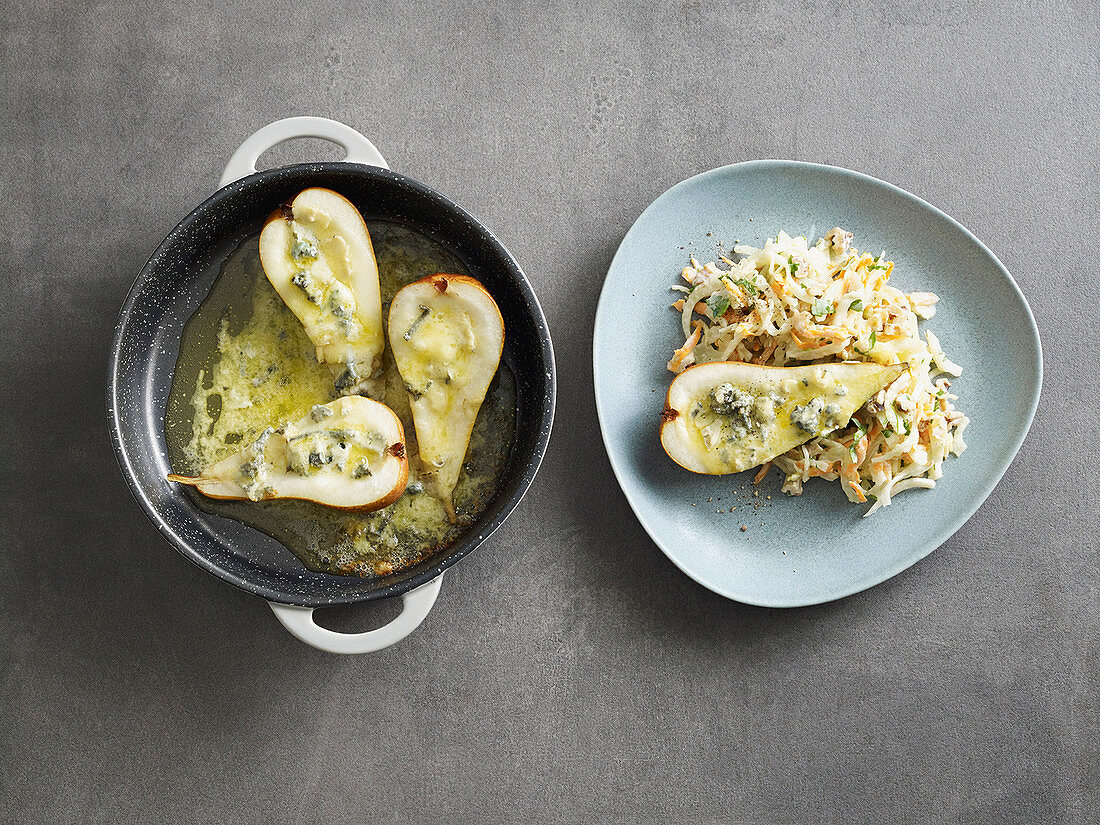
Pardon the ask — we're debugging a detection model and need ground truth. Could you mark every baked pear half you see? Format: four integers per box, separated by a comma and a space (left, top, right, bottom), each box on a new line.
387, 274, 504, 521
660, 361, 905, 475
168, 396, 408, 510
259, 187, 384, 396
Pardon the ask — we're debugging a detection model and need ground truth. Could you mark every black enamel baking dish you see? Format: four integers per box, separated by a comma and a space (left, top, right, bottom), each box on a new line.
107, 118, 555, 652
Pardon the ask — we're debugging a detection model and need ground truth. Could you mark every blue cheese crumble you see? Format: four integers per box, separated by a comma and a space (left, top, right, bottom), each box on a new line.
692, 382, 786, 450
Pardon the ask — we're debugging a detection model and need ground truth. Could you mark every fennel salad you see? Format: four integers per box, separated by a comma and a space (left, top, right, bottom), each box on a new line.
668, 228, 968, 516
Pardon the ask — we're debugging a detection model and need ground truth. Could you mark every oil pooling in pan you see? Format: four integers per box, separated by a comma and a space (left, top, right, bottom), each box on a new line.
164, 222, 517, 577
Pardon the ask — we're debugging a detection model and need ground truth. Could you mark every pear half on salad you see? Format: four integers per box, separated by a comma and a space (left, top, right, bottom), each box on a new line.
661, 361, 905, 475
388, 274, 504, 521
168, 396, 409, 511
259, 187, 385, 397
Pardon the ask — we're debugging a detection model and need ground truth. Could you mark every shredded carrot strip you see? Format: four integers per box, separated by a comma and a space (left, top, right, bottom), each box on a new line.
667, 322, 702, 373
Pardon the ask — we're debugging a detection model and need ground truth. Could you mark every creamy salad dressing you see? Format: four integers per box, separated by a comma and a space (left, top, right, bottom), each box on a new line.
165, 222, 516, 577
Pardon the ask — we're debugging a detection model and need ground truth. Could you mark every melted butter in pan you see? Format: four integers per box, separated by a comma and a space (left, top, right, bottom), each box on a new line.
165, 222, 516, 578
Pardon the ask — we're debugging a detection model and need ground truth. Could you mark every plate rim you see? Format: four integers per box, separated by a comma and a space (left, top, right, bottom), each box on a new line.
593, 159, 1043, 608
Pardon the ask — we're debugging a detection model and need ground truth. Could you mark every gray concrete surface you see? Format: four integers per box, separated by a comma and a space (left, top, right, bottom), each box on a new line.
2, 1, 1097, 822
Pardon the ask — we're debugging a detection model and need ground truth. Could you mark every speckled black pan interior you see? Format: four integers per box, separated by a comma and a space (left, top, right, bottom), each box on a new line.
107, 163, 556, 606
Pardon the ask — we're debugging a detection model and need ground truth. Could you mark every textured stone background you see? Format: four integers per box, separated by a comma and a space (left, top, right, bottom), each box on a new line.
2, 1, 1097, 822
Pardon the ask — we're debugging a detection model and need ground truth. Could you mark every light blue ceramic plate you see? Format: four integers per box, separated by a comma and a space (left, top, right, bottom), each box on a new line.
593, 161, 1042, 607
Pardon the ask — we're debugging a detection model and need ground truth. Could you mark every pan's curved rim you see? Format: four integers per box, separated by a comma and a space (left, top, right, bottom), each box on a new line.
107, 161, 556, 606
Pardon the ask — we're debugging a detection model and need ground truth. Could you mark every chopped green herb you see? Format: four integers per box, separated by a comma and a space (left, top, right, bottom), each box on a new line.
849, 299, 864, 311
811, 298, 834, 318
788, 256, 799, 275
734, 277, 758, 297
869, 264, 888, 271
849, 419, 867, 461
705, 293, 730, 318
869, 330, 877, 349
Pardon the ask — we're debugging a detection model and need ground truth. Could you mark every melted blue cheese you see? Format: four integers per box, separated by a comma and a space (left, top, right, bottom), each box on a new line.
282, 423, 385, 478
238, 427, 277, 501
790, 397, 824, 435
789, 377, 849, 436
284, 430, 351, 476
232, 414, 389, 500
401, 307, 475, 408
291, 226, 319, 262
283, 221, 368, 390
174, 223, 516, 578
692, 382, 786, 452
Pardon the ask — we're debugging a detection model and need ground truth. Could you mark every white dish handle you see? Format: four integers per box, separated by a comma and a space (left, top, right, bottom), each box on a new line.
219, 116, 388, 188
268, 575, 443, 654
222, 116, 435, 654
